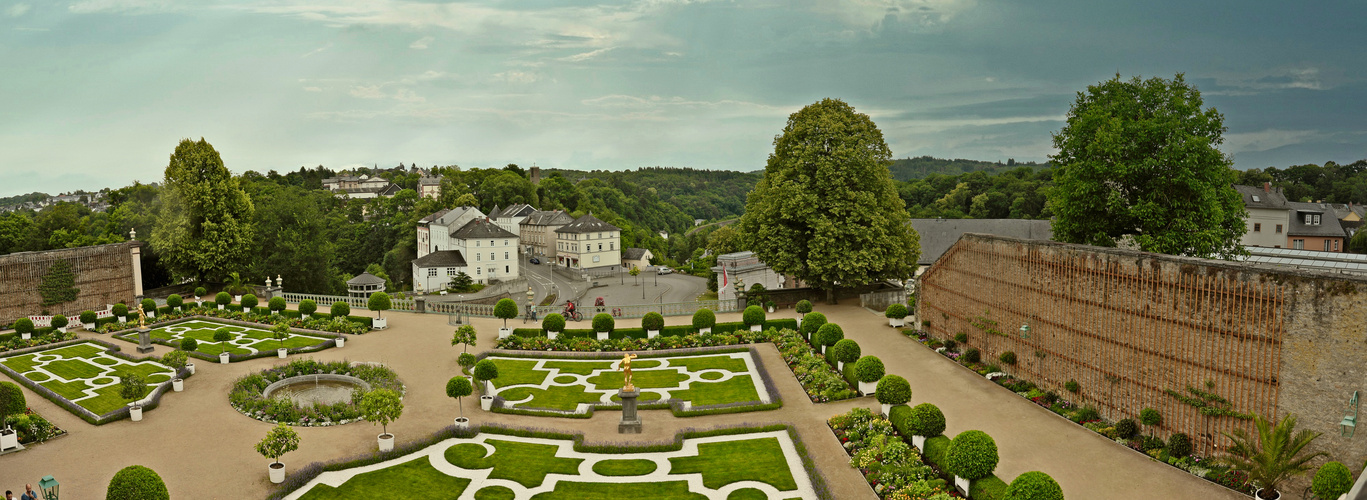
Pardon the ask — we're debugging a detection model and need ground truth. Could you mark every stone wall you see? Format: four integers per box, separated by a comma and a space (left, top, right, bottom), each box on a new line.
920, 233, 1367, 464
0, 242, 139, 325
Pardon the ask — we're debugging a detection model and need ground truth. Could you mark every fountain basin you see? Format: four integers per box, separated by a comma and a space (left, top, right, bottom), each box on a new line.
262, 374, 372, 406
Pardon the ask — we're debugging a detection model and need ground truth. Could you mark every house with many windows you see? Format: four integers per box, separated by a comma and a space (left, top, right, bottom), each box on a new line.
1234, 183, 1290, 248
1235, 183, 1348, 253
1286, 202, 1346, 252
520, 210, 574, 260
555, 214, 621, 271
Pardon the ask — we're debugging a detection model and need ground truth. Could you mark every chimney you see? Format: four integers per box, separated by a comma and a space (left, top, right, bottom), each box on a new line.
1264, 182, 1271, 193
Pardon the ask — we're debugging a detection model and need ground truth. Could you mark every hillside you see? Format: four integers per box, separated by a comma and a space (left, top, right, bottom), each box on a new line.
889, 156, 1046, 182
547, 167, 761, 221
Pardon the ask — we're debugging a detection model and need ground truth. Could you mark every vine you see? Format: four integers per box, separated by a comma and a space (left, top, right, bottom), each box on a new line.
971, 309, 1005, 337
39, 260, 80, 307
1164, 386, 1253, 420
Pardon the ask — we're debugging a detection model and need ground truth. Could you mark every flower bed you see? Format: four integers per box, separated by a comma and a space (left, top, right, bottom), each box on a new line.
829, 407, 956, 499
229, 359, 404, 427
4, 407, 66, 445
0, 330, 79, 356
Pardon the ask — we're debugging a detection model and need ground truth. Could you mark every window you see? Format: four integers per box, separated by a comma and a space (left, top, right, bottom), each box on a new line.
1253, 195, 1261, 202
1315, 214, 1322, 225
610, 242, 614, 250
428, 268, 437, 277
1326, 240, 1332, 251
1293, 239, 1305, 249
593, 255, 601, 263
504, 240, 509, 246
1276, 224, 1283, 233
504, 252, 509, 259
447, 268, 457, 276
477, 268, 481, 275
1254, 223, 1262, 232
490, 253, 495, 261
505, 265, 509, 273
476, 253, 481, 262
598, 243, 602, 251
476, 240, 480, 247
490, 240, 494, 247
1334, 240, 1340, 251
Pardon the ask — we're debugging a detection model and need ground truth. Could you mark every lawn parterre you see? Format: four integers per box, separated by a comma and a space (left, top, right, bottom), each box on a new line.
0, 341, 176, 417
286, 430, 819, 500
131, 319, 335, 359
229, 359, 405, 426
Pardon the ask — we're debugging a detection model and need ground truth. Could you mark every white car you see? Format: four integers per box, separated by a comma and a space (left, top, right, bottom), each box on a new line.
657, 267, 673, 275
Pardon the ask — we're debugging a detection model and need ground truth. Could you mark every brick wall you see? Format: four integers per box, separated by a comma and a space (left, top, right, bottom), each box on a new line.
0, 242, 139, 325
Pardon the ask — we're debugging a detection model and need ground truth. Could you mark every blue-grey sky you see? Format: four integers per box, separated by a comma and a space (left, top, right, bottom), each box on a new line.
3, 0, 1365, 197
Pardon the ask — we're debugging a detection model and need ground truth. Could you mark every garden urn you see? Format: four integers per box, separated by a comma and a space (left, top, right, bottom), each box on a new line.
129, 404, 143, 422
378, 433, 394, 452
219, 352, 230, 364
499, 327, 511, 339
1255, 489, 1281, 500
268, 462, 286, 484
768, 305, 775, 313
454, 417, 469, 429
172, 378, 184, 392
277, 348, 287, 359
481, 395, 494, 411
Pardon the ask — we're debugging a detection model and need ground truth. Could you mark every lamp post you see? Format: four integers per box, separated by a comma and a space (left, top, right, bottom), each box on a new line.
1019, 323, 1030, 339
1343, 391, 1359, 438
526, 286, 535, 324
38, 475, 58, 500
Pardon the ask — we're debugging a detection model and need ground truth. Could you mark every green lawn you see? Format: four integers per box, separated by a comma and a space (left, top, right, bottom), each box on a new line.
299, 458, 471, 500
531, 481, 708, 500
592, 459, 658, 476
445, 440, 584, 488
668, 355, 749, 373
145, 319, 332, 357
487, 353, 768, 413
0, 342, 175, 417
669, 437, 798, 491
587, 369, 689, 391
489, 359, 550, 388
671, 376, 762, 406
540, 360, 614, 375
499, 385, 615, 411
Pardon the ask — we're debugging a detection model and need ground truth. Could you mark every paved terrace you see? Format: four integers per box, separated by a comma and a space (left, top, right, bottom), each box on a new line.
0, 305, 1244, 499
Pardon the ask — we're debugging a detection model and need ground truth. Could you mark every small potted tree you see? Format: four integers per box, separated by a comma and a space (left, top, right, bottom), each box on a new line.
360, 388, 403, 452
451, 325, 477, 355
227, 272, 246, 302
1003, 471, 1063, 500
215, 292, 231, 310
944, 430, 999, 496
80, 310, 98, 330
162, 350, 188, 392
742, 305, 766, 332
1139, 407, 1162, 439
167, 294, 183, 313
193, 286, 207, 307
800, 312, 827, 341
886, 303, 908, 327
331, 301, 350, 319
692, 308, 715, 334
179, 338, 198, 375
592, 313, 615, 341
854, 356, 885, 395
256, 422, 300, 484
875, 374, 911, 416
473, 359, 499, 410
113, 302, 129, 323
0, 382, 24, 451
51, 314, 68, 334
298, 299, 317, 319
494, 298, 517, 338
213, 328, 233, 364
795, 299, 813, 328
368, 292, 391, 329
13, 318, 33, 340
142, 298, 158, 319
814, 322, 844, 355
642, 312, 664, 339
542, 313, 565, 340
269, 296, 286, 316
830, 339, 861, 372
1218, 414, 1325, 500
272, 323, 290, 358
1312, 462, 1353, 500
121, 374, 149, 422
241, 294, 258, 314
904, 402, 945, 450
446, 376, 473, 428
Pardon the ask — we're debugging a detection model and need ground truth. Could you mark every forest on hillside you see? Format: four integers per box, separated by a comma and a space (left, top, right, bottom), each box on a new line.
889, 156, 1046, 182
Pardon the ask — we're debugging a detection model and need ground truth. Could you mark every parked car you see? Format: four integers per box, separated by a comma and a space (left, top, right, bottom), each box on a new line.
657, 267, 673, 275
529, 257, 541, 265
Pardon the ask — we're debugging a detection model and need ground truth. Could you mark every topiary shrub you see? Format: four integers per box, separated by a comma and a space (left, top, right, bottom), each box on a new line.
1166, 433, 1191, 458
795, 300, 813, 315
1065, 379, 1080, 393
906, 403, 947, 437
215, 292, 231, 307
999, 351, 1017, 365
954, 332, 968, 343
106, 464, 170, 500
269, 296, 287, 313
241, 294, 258, 310
194, 286, 207, 299
1072, 406, 1100, 423
831, 339, 861, 364
51, 315, 68, 329
942, 339, 958, 351
1313, 461, 1353, 500
815, 323, 845, 348
876, 375, 912, 405
368, 292, 392, 319
692, 308, 716, 330
331, 301, 350, 318
1140, 407, 1162, 429
800, 312, 827, 339
457, 352, 476, 370
494, 298, 517, 328
13, 317, 33, 335
543, 313, 566, 333
963, 348, 981, 364
179, 338, 198, 353
886, 303, 907, 319
944, 430, 999, 480
473, 359, 499, 391
299, 299, 317, 316
80, 310, 98, 325
854, 356, 885, 383
0, 381, 25, 426
1115, 418, 1139, 439
1003, 471, 1064, 500
641, 312, 664, 332
742, 305, 766, 326
166, 294, 183, 310
592, 313, 615, 333
141, 298, 157, 314
113, 303, 129, 318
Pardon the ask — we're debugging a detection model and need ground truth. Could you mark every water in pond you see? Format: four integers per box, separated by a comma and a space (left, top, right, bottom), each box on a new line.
272, 380, 359, 406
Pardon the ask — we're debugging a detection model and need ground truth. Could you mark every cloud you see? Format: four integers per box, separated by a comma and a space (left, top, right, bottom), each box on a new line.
392, 88, 425, 103
67, 0, 176, 14
493, 71, 539, 84
301, 43, 332, 58
558, 47, 614, 62
409, 36, 434, 49
302, 86, 322, 92
1223, 129, 1321, 154
349, 85, 386, 99
8, 3, 30, 17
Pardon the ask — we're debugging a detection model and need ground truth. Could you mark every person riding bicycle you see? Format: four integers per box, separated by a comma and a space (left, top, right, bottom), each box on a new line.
564, 300, 576, 316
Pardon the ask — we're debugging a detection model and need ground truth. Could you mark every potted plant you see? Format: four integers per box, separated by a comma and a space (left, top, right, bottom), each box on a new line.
876, 374, 911, 416
542, 313, 565, 339
113, 302, 129, 322
904, 403, 945, 450
162, 350, 188, 392
642, 312, 664, 339
167, 294, 183, 313
227, 271, 246, 302
241, 294, 258, 313
795, 299, 813, 328
298, 299, 316, 319
121, 374, 149, 422
105, 465, 169, 500
141, 298, 158, 319
80, 310, 98, 330
886, 303, 908, 327
446, 376, 473, 428
335, 333, 346, 348
360, 388, 404, 452
814, 322, 844, 355
51, 314, 68, 334
1003, 471, 1063, 500
830, 339, 860, 372
451, 325, 477, 355
0, 382, 24, 451
494, 298, 517, 338
193, 286, 207, 307
13, 318, 33, 340
854, 355, 885, 395
473, 359, 499, 410
213, 328, 233, 364
179, 338, 198, 374
692, 308, 715, 334
592, 313, 615, 341
256, 422, 300, 484
272, 323, 290, 358
215, 292, 231, 310
944, 430, 999, 496
1139, 407, 1162, 439
368, 292, 392, 329
1312, 461, 1353, 500
269, 296, 286, 316
1218, 414, 1325, 500
331, 301, 350, 319
800, 312, 827, 341
458, 352, 477, 374
742, 305, 766, 332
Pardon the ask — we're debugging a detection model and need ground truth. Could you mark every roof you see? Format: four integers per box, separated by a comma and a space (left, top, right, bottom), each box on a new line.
495, 203, 536, 218
622, 248, 650, 260
909, 218, 1053, 265
555, 213, 621, 234
451, 217, 519, 240
419, 208, 453, 224
1232, 184, 1290, 210
431, 206, 485, 228
1238, 246, 1367, 275
419, 177, 441, 186
1286, 202, 1348, 238
336, 183, 401, 196
521, 210, 575, 226
347, 272, 386, 285
1330, 203, 1365, 220
413, 250, 468, 268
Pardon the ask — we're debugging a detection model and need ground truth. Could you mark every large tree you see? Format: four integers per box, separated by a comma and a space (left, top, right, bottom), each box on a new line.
1049, 74, 1246, 258
151, 138, 256, 283
737, 98, 920, 303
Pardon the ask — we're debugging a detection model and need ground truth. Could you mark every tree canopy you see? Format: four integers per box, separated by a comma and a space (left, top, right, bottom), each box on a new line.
151, 138, 256, 282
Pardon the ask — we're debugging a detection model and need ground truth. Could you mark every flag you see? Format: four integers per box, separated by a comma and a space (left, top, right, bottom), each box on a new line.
721, 267, 728, 289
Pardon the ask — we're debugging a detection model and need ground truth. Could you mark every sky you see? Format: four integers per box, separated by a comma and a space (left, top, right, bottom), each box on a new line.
2, 0, 1365, 197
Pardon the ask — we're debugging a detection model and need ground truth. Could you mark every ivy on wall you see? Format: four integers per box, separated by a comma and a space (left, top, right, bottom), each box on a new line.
39, 260, 80, 307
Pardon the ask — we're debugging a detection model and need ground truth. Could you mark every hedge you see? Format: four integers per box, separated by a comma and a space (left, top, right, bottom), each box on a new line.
944, 430, 999, 480
1313, 461, 1353, 500
511, 318, 799, 340
0, 338, 192, 425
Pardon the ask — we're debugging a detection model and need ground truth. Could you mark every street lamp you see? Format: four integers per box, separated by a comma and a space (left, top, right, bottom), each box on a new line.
526, 286, 535, 323
39, 475, 58, 500
1019, 323, 1030, 339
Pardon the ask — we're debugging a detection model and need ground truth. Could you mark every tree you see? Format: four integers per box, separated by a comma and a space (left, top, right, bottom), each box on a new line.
451, 324, 477, 353
446, 376, 473, 420
368, 292, 391, 319
360, 388, 404, 437
737, 98, 921, 303
1217, 414, 1325, 499
151, 138, 256, 283
473, 359, 499, 394
120, 374, 147, 407
213, 328, 233, 354
271, 323, 290, 351
494, 298, 517, 328
106, 465, 170, 500
1049, 74, 1246, 259
448, 271, 474, 292
0, 381, 25, 430
255, 423, 300, 467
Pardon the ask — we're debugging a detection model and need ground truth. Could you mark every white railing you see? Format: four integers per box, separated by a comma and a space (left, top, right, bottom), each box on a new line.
280, 293, 416, 311
282, 292, 735, 319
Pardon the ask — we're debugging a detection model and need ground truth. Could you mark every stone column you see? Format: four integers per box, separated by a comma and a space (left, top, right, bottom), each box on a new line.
415, 296, 427, 313
129, 242, 144, 299
136, 327, 154, 354
618, 388, 642, 434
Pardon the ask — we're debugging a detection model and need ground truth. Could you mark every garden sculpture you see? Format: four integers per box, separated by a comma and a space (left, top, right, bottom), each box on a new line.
137, 303, 146, 329
620, 353, 638, 391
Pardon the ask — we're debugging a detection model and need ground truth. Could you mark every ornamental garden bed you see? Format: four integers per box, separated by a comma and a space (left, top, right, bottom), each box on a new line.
480, 348, 779, 417
229, 359, 404, 427
4, 407, 67, 446
281, 425, 826, 500
114, 319, 338, 362
0, 339, 187, 424
95, 306, 372, 336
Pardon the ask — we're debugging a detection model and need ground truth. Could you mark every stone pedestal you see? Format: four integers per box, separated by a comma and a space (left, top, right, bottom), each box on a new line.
618, 388, 642, 434
415, 296, 427, 313
136, 328, 154, 354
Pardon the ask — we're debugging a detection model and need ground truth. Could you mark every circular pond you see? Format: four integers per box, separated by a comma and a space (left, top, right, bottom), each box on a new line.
263, 374, 372, 406
230, 359, 403, 427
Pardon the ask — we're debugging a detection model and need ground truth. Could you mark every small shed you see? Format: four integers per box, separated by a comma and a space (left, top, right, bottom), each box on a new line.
347, 272, 387, 300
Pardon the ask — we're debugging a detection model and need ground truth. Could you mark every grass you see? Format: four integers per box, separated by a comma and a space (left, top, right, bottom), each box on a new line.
669, 437, 797, 491
587, 369, 689, 391
592, 459, 658, 476
0, 342, 174, 416
668, 355, 749, 373
671, 376, 762, 406
473, 486, 515, 499
488, 353, 767, 413
45, 343, 104, 358
540, 360, 614, 375
532, 481, 707, 500
298, 457, 471, 500
146, 319, 331, 357
445, 440, 583, 488
499, 385, 618, 411
489, 359, 550, 388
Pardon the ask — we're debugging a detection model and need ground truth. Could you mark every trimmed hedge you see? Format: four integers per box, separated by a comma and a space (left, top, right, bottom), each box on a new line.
875, 374, 911, 405
800, 312, 826, 339
853, 355, 884, 383
692, 308, 715, 329
511, 318, 799, 340
1003, 471, 1062, 500
742, 305, 766, 326
592, 313, 615, 333
106, 465, 170, 500
906, 403, 946, 437
830, 339, 861, 364
1313, 461, 1353, 500
944, 430, 999, 480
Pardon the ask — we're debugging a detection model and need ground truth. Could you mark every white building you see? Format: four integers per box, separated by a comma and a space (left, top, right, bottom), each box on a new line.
712, 251, 784, 301
492, 203, 536, 238
555, 214, 622, 271
622, 248, 653, 271
1234, 183, 1290, 249
520, 210, 575, 260
411, 250, 467, 293
412, 215, 520, 290
416, 206, 487, 259
418, 177, 442, 199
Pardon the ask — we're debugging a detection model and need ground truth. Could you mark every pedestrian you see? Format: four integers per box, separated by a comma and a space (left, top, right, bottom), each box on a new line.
19, 484, 35, 500
4, 490, 14, 500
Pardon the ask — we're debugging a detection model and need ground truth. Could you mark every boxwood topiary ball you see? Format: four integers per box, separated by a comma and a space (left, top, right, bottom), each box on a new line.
1313, 461, 1353, 500
875, 375, 911, 405
999, 351, 1017, 365
815, 323, 844, 347
906, 403, 946, 437
831, 339, 861, 363
692, 308, 716, 330
799, 312, 827, 338
106, 465, 170, 500
944, 430, 999, 480
543, 313, 566, 333
1114, 418, 1139, 439
1003, 471, 1063, 500
592, 313, 615, 332
742, 305, 766, 326
885, 303, 907, 318
641, 312, 664, 331
854, 356, 885, 383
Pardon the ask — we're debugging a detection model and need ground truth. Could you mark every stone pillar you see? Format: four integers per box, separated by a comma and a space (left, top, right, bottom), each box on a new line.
415, 296, 427, 313
618, 388, 642, 434
129, 243, 144, 299
136, 327, 154, 354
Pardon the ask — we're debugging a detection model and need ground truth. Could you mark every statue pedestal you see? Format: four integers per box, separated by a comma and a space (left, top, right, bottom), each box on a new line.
136, 328, 154, 354
618, 388, 642, 434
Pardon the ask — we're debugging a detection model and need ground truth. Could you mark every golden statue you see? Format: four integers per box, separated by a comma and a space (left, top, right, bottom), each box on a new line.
620, 353, 639, 392
136, 303, 147, 329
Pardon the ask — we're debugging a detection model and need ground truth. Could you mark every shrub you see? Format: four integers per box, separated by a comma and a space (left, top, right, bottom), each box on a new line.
194, 286, 207, 298
299, 299, 317, 316
447, 376, 473, 418
641, 312, 664, 331
1313, 461, 1353, 500
800, 312, 827, 339
161, 350, 188, 370
543, 313, 566, 332
1167, 433, 1192, 458
51, 315, 68, 329
906, 403, 947, 437
1072, 406, 1100, 423
795, 300, 813, 314
179, 338, 198, 353
0, 381, 25, 424
359, 388, 404, 435
814, 323, 845, 348
167, 294, 183, 310
999, 351, 1017, 365
13, 318, 34, 335
1142, 435, 1165, 451
141, 298, 157, 313
269, 296, 287, 313
854, 356, 885, 383
1064, 379, 1080, 393
457, 352, 476, 370
113, 303, 129, 317
692, 308, 716, 330
493, 298, 518, 327
592, 313, 615, 332
944, 430, 999, 480
368, 292, 392, 319
1115, 418, 1139, 439
831, 339, 861, 364
106, 465, 170, 500
1003, 471, 1064, 500
742, 305, 766, 326
1140, 407, 1162, 428
886, 303, 907, 318
954, 332, 968, 343
213, 328, 233, 351
79, 310, 98, 325
331, 301, 350, 317
963, 348, 981, 364
473, 359, 500, 388
241, 294, 258, 310
255, 422, 301, 465
216, 292, 232, 306
876, 375, 912, 405
942, 339, 958, 351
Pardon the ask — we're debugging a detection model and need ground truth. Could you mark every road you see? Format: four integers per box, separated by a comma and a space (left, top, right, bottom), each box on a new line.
576, 270, 707, 307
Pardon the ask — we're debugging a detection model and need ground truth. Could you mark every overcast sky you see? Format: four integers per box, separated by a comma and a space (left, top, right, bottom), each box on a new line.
2, 0, 1365, 197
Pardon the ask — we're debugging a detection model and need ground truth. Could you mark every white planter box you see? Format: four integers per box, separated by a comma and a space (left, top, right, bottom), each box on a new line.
147, 311, 155, 319
837, 361, 844, 372
217, 305, 224, 310
881, 403, 892, 416
373, 317, 388, 329
129, 404, 143, 422
454, 417, 469, 429
480, 396, 494, 411
499, 328, 511, 339
219, 352, 230, 364
699, 327, 712, 334
750, 324, 762, 332
955, 476, 971, 496
172, 378, 184, 392
378, 433, 394, 452
234, 295, 242, 302
768, 306, 775, 313
0, 429, 18, 451
186, 363, 195, 375
20, 333, 30, 340
56, 327, 66, 334
858, 380, 877, 395
277, 348, 287, 358
118, 315, 127, 323
596, 331, 609, 341
268, 462, 286, 484
797, 318, 803, 329
548, 331, 559, 340
889, 318, 904, 327
647, 329, 660, 339
84, 322, 96, 330
335, 337, 345, 348
911, 435, 926, 450
301, 313, 310, 319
